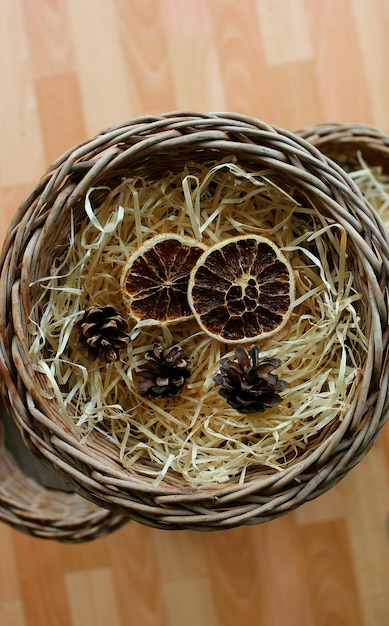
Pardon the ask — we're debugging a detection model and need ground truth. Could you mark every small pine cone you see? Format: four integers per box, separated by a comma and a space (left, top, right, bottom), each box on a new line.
136, 343, 191, 398
75, 305, 130, 363
213, 345, 287, 414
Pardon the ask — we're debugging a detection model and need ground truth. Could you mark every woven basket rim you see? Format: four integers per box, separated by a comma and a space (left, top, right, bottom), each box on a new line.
1, 112, 389, 530
0, 400, 128, 542
295, 121, 389, 155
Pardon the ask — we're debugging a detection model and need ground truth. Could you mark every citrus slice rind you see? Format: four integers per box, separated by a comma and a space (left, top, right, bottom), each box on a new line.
188, 235, 295, 343
121, 233, 207, 324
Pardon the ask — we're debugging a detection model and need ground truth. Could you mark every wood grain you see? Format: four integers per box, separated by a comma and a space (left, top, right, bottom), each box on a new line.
116, 0, 176, 114
307, 0, 373, 124
108, 524, 168, 625
65, 568, 122, 626
1, 1, 389, 624
255, 0, 313, 66
303, 520, 364, 626
35, 72, 86, 165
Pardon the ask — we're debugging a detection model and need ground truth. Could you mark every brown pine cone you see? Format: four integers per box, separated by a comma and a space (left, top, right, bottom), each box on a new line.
136, 343, 191, 398
213, 345, 287, 414
75, 305, 130, 363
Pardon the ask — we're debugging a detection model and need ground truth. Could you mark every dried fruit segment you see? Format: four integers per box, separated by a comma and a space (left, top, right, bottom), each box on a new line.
121, 234, 206, 323
188, 235, 294, 343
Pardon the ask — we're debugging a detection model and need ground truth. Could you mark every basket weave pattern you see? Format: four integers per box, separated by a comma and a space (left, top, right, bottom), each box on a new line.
0, 402, 128, 542
1, 112, 389, 530
296, 122, 389, 173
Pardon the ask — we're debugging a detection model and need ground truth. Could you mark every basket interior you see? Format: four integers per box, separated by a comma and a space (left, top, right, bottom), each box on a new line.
21, 147, 377, 483
2, 115, 389, 522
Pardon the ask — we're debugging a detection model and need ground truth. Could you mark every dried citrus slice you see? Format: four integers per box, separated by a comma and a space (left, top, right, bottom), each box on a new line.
188, 234, 294, 343
121, 233, 207, 323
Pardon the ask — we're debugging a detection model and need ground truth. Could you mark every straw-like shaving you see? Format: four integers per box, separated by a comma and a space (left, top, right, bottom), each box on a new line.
349, 156, 389, 230
28, 159, 367, 487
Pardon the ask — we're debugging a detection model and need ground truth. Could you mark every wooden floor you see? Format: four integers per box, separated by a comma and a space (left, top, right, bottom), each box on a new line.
1, 1, 389, 625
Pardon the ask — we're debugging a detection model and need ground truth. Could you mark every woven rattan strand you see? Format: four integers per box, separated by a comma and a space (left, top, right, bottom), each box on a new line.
0, 400, 128, 542
296, 122, 389, 174
1, 112, 389, 530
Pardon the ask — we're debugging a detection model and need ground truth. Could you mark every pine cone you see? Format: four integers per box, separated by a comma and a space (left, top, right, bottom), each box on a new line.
213, 345, 287, 414
75, 305, 130, 363
136, 343, 191, 398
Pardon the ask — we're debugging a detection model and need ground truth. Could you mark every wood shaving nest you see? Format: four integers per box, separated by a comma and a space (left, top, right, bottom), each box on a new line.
29, 158, 371, 487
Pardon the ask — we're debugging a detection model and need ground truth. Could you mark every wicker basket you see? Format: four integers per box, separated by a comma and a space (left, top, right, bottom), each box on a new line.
1, 112, 389, 531
0, 400, 128, 542
295, 122, 389, 173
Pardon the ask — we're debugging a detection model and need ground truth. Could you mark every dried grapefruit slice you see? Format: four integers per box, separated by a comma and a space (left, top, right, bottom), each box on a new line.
121, 233, 206, 323
188, 235, 294, 342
